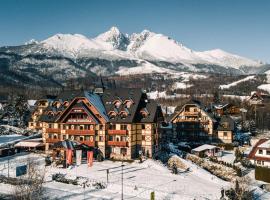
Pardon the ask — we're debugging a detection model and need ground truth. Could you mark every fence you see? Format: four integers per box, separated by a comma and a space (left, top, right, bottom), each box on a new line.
255, 166, 270, 183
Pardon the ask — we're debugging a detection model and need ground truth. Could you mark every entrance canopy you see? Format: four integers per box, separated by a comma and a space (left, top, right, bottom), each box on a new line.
15, 138, 44, 148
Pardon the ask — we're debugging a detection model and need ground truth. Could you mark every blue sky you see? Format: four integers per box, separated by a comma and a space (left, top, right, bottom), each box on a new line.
0, 0, 269, 62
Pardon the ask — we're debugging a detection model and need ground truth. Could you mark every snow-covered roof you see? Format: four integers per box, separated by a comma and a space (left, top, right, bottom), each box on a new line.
192, 144, 219, 152
258, 140, 270, 149
14, 141, 44, 148
27, 100, 37, 106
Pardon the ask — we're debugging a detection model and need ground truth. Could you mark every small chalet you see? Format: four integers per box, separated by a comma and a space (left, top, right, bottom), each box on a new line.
246, 91, 270, 106
214, 103, 240, 116
248, 139, 270, 167
192, 144, 222, 157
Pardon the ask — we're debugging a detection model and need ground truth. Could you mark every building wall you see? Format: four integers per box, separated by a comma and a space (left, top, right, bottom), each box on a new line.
217, 131, 233, 143
251, 159, 270, 167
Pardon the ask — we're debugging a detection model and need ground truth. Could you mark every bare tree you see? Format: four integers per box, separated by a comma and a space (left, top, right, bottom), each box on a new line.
12, 159, 46, 200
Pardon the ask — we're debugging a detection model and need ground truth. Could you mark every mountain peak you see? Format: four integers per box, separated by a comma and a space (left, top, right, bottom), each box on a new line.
108, 26, 121, 34
96, 26, 129, 50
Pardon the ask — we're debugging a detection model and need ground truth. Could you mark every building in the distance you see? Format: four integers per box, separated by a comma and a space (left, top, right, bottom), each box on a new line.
248, 139, 270, 167
28, 88, 164, 160
170, 100, 216, 142
170, 100, 236, 144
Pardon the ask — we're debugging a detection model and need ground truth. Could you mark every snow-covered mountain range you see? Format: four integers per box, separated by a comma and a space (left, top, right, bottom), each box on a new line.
0, 26, 268, 87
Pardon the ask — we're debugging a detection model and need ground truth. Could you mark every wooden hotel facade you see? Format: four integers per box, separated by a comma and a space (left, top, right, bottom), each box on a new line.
29, 89, 164, 160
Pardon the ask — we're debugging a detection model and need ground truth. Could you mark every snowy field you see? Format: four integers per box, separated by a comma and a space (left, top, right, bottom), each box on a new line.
0, 153, 270, 199
0, 153, 230, 200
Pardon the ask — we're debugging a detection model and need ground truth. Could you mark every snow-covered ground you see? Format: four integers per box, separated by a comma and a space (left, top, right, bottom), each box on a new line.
219, 75, 255, 89
218, 151, 235, 164
0, 153, 230, 200
258, 84, 270, 94
0, 134, 26, 147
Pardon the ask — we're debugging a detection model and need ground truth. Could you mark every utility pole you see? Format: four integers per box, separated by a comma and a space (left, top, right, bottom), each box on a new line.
106, 169, 109, 185
121, 162, 124, 200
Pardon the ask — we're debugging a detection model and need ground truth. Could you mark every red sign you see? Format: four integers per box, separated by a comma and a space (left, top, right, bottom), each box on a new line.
66, 149, 73, 165
87, 151, 93, 167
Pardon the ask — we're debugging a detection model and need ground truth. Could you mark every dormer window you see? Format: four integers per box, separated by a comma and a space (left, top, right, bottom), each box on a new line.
140, 108, 149, 118
124, 99, 134, 108
63, 101, 69, 107
108, 111, 117, 119
48, 111, 54, 116
119, 111, 128, 119
222, 122, 229, 129
114, 100, 122, 108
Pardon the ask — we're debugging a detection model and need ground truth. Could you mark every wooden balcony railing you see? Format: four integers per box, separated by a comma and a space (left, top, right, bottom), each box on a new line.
45, 138, 60, 143
183, 112, 199, 116
65, 129, 95, 135
107, 141, 128, 147
46, 128, 61, 133
108, 130, 128, 135
80, 141, 95, 147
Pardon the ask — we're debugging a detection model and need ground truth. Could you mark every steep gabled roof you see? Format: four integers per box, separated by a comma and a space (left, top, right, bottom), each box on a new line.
248, 139, 269, 160
170, 100, 216, 122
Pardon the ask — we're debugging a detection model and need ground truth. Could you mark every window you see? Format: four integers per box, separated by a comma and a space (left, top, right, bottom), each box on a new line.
49, 124, 52, 128
85, 136, 90, 141
257, 160, 261, 164
121, 124, 127, 130
63, 135, 66, 140
267, 151, 270, 155
120, 148, 127, 155
142, 135, 145, 140
99, 136, 103, 142
121, 136, 126, 141
223, 132, 228, 137
80, 136, 84, 141
30, 123, 34, 126
109, 135, 113, 141
99, 125, 104, 130
259, 149, 263, 154
109, 124, 116, 130
141, 124, 145, 129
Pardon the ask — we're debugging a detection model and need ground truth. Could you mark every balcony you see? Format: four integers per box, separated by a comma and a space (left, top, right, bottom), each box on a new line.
45, 138, 60, 143
176, 118, 199, 122
65, 129, 95, 135
183, 111, 199, 116
46, 128, 61, 133
80, 141, 95, 147
107, 141, 128, 147
108, 130, 128, 135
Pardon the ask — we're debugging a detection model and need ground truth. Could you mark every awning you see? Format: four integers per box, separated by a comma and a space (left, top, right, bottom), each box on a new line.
15, 141, 44, 148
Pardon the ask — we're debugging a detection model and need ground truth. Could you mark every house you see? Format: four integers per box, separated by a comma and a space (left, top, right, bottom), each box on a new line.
28, 88, 164, 160
170, 100, 236, 144
248, 139, 270, 167
214, 103, 240, 116
170, 100, 216, 142
216, 116, 235, 143
192, 144, 222, 157
246, 91, 270, 106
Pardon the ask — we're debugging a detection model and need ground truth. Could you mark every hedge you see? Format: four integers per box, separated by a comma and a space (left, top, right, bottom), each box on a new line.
255, 166, 270, 183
